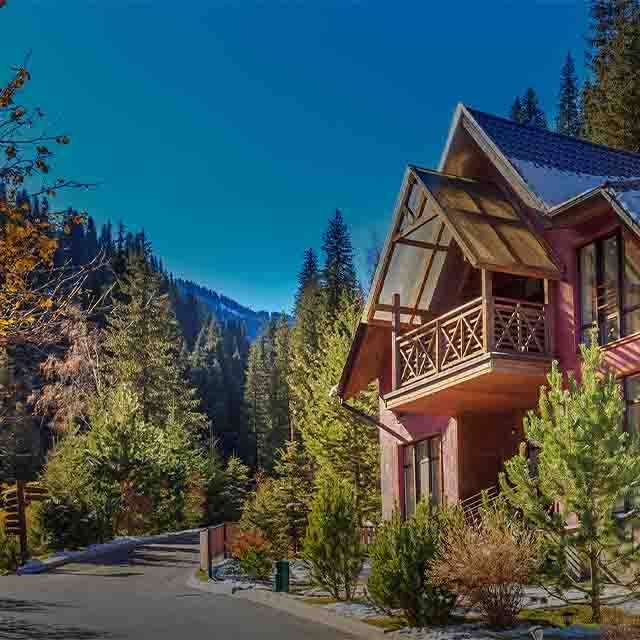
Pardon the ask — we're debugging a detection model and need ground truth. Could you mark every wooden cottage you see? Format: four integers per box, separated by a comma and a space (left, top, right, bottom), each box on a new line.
338, 104, 640, 519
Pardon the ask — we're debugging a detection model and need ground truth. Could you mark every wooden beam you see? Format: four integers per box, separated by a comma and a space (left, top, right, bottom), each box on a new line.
392, 213, 439, 243
475, 261, 561, 281
394, 238, 449, 251
544, 279, 555, 356
391, 293, 401, 391
409, 222, 446, 326
481, 269, 494, 352
413, 171, 480, 267
367, 175, 416, 322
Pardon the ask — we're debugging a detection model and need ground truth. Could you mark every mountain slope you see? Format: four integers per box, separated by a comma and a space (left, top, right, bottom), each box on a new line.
176, 278, 287, 340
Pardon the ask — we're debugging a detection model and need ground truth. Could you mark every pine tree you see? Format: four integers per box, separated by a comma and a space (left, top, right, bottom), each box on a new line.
520, 88, 548, 128
103, 247, 206, 431
302, 472, 365, 601
556, 52, 584, 136
294, 248, 319, 314
322, 209, 358, 316
510, 96, 524, 123
274, 439, 314, 552
271, 315, 291, 445
298, 298, 379, 520
190, 317, 225, 437
500, 334, 640, 623
584, 2, 640, 150
244, 336, 271, 468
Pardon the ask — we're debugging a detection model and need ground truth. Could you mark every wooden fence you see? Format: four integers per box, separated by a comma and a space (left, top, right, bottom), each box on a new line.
199, 522, 240, 575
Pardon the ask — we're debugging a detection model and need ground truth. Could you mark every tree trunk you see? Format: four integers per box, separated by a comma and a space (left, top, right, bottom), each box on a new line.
590, 550, 601, 623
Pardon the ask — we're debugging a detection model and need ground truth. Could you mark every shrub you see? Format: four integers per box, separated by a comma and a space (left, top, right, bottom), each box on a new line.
302, 473, 365, 601
230, 528, 272, 580
432, 499, 541, 628
0, 513, 20, 574
240, 476, 288, 558
367, 502, 458, 627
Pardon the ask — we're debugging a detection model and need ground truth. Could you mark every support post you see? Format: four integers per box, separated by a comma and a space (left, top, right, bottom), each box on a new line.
544, 279, 555, 355
391, 293, 401, 391
16, 479, 27, 565
481, 270, 494, 352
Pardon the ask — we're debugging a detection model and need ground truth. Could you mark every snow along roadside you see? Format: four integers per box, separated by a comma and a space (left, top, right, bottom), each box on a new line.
17, 528, 201, 575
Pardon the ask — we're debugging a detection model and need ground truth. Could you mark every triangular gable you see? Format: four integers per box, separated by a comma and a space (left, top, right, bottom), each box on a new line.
446, 104, 640, 212
364, 166, 562, 329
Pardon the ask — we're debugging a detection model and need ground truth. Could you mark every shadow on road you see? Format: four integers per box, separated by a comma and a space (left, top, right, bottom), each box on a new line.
0, 598, 74, 614
0, 616, 117, 639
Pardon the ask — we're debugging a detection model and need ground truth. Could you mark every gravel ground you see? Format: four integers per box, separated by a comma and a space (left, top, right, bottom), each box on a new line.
210, 560, 603, 639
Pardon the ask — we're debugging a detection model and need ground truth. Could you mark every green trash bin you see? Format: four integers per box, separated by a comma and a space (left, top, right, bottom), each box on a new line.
274, 560, 290, 592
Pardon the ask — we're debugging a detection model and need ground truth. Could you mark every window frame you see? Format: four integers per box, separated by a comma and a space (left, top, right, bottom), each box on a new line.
577, 230, 624, 345
402, 435, 443, 519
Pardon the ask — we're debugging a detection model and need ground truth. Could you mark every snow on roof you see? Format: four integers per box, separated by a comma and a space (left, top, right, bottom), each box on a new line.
467, 108, 640, 210
606, 179, 640, 225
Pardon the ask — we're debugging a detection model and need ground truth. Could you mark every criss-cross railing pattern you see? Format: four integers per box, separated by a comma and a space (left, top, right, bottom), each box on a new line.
397, 298, 485, 385
493, 298, 547, 355
395, 297, 550, 388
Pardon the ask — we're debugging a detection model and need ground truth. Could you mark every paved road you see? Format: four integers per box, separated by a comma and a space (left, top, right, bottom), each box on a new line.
0, 532, 353, 639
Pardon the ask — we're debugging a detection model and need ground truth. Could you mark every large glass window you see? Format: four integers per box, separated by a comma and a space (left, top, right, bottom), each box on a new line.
578, 233, 621, 344
624, 229, 640, 335
403, 436, 441, 517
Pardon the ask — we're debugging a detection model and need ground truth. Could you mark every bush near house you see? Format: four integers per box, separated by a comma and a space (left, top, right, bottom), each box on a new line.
239, 476, 289, 558
302, 472, 365, 601
367, 502, 459, 627
432, 498, 541, 628
230, 528, 273, 580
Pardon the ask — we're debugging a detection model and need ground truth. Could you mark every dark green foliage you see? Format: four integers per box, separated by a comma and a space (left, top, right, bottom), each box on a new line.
556, 53, 583, 136
243, 316, 291, 471
584, 1, 640, 150
273, 439, 314, 552
302, 473, 365, 601
298, 299, 380, 521
39, 499, 109, 550
103, 248, 206, 432
500, 335, 640, 623
240, 476, 289, 558
322, 209, 358, 316
190, 317, 250, 459
367, 503, 458, 627
510, 88, 548, 128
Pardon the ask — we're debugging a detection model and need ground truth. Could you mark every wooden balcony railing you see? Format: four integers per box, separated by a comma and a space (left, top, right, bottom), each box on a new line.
392, 295, 552, 390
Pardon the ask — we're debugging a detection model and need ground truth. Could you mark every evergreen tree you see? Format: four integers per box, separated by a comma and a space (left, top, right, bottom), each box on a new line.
271, 316, 291, 446
190, 317, 225, 437
556, 52, 584, 136
103, 247, 206, 431
520, 88, 548, 128
302, 472, 365, 601
584, 1, 640, 151
242, 317, 290, 471
298, 298, 379, 520
244, 335, 270, 468
510, 96, 524, 123
322, 209, 358, 315
289, 252, 326, 436
294, 248, 319, 314
273, 439, 314, 552
500, 334, 640, 623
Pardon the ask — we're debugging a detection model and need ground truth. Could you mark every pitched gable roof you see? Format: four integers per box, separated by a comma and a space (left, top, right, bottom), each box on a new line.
464, 107, 640, 211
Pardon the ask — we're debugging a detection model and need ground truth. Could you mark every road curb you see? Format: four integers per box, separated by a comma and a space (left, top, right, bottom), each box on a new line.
186, 573, 386, 638
18, 528, 200, 575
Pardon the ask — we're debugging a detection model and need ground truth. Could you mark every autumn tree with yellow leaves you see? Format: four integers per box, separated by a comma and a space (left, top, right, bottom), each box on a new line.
0, 59, 96, 477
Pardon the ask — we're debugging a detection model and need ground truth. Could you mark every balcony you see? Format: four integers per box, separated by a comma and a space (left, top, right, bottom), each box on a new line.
384, 295, 553, 414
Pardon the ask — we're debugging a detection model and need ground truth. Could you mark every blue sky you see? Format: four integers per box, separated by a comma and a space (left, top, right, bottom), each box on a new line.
3, 1, 588, 313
